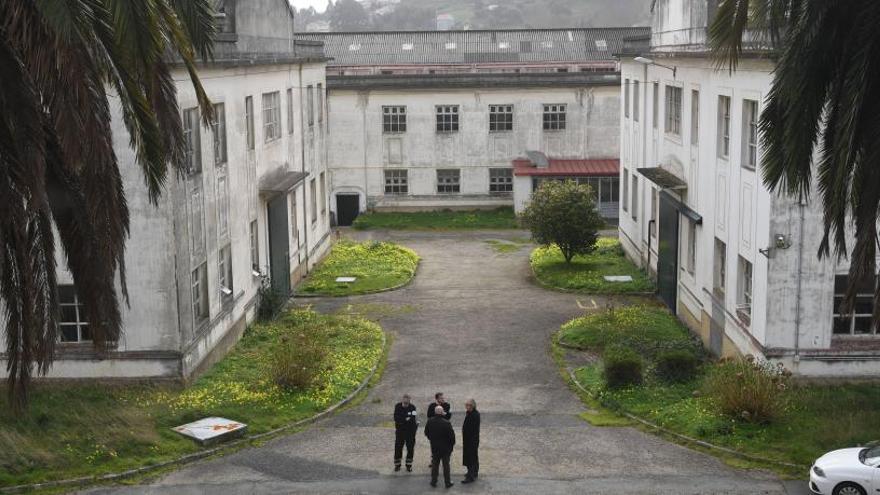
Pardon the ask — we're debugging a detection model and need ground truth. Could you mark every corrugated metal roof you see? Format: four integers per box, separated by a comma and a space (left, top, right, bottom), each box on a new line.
513, 158, 620, 177
297, 28, 649, 66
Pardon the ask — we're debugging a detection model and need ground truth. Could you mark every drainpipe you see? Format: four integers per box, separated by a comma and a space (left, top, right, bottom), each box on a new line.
648, 218, 655, 275
793, 199, 806, 362
299, 64, 310, 274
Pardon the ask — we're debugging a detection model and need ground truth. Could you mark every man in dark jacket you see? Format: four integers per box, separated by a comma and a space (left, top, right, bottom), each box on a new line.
393, 394, 418, 472
424, 405, 455, 488
461, 398, 481, 483
427, 392, 451, 420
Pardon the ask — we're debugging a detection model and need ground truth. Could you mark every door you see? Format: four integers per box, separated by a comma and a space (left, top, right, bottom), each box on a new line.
336, 194, 360, 226
657, 194, 680, 312
267, 195, 291, 297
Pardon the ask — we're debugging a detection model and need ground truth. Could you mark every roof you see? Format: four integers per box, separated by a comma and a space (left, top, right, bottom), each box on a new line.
296, 27, 650, 66
513, 158, 619, 177
636, 167, 686, 189
259, 169, 309, 200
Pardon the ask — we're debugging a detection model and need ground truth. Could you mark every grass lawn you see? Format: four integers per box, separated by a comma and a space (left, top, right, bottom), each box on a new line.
297, 240, 419, 296
530, 238, 655, 294
352, 207, 519, 230
561, 305, 880, 472
0, 309, 384, 488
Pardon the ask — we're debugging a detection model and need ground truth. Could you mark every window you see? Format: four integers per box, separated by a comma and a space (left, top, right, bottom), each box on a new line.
437, 169, 460, 194
245, 96, 255, 150
718, 96, 731, 159
489, 168, 513, 193
217, 174, 229, 239
489, 104, 513, 132
652, 83, 659, 129
665, 86, 682, 136
436, 105, 459, 132
833, 275, 878, 335
307, 85, 314, 127
320, 172, 326, 215
289, 192, 299, 245
743, 99, 759, 169
211, 103, 227, 165
189, 185, 205, 257
384, 169, 408, 194
650, 188, 658, 237
310, 179, 317, 223
691, 90, 700, 145
543, 104, 566, 131
249, 220, 259, 272
630, 175, 638, 220
737, 256, 753, 325
262, 91, 281, 142
218, 244, 233, 300
191, 262, 208, 324
622, 169, 629, 212
713, 239, 726, 297
287, 88, 294, 134
624, 79, 630, 118
182, 107, 201, 174
633, 81, 640, 122
59, 285, 90, 343
600, 177, 619, 203
382, 105, 406, 133
685, 220, 696, 275
317, 83, 324, 124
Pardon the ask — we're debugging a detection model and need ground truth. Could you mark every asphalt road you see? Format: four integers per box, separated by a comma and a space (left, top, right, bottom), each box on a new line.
84, 230, 810, 495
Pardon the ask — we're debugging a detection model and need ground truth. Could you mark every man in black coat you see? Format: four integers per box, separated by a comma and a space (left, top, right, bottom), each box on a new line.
424, 405, 455, 488
461, 398, 481, 483
427, 391, 451, 420
393, 394, 418, 472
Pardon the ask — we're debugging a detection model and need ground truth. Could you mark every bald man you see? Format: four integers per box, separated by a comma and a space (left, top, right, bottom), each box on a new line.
424, 405, 455, 488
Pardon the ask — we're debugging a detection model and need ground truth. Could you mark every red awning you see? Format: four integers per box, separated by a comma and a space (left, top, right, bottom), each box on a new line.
513, 158, 619, 177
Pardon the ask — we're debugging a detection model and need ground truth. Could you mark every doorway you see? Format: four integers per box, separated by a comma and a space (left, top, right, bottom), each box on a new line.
336, 194, 360, 226
267, 195, 291, 297
657, 194, 680, 312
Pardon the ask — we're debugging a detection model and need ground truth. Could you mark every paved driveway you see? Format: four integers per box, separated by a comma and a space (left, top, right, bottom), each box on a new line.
85, 230, 805, 495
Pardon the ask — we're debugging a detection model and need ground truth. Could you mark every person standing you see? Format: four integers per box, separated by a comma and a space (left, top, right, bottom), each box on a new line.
461, 398, 481, 483
424, 405, 455, 488
427, 392, 451, 420
393, 394, 418, 472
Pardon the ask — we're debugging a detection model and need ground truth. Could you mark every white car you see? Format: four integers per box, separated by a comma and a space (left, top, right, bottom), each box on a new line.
810, 445, 880, 495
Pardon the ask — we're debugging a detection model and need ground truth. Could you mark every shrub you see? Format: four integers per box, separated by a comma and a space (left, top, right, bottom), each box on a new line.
654, 350, 700, 383
603, 345, 643, 389
704, 356, 791, 423
521, 180, 605, 263
269, 327, 328, 390
256, 284, 285, 321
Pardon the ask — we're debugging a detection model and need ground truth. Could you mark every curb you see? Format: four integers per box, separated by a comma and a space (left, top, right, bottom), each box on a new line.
565, 366, 807, 471
528, 264, 656, 298
295, 257, 421, 299
0, 332, 388, 494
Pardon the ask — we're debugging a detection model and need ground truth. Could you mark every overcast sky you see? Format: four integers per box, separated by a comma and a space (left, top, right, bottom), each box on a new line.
288, 0, 330, 13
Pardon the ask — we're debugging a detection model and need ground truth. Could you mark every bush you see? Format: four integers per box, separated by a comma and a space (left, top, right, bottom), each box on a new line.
521, 180, 605, 263
270, 327, 328, 390
654, 350, 700, 383
256, 284, 285, 321
603, 345, 643, 389
704, 356, 791, 423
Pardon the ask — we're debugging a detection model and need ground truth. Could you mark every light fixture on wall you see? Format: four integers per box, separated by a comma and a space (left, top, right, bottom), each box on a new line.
759, 234, 791, 259
634, 56, 677, 79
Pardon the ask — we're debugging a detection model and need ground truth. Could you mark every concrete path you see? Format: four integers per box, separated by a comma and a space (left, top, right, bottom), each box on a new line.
84, 230, 808, 495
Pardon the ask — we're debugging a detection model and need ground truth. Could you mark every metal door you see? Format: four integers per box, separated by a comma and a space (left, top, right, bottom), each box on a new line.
267, 195, 291, 297
657, 194, 680, 312
336, 194, 360, 226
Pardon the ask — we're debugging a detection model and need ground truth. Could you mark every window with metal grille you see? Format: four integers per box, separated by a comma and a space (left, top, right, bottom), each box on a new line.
217, 173, 229, 239
262, 91, 281, 142
718, 95, 731, 158
489, 168, 513, 193
249, 220, 259, 272
192, 262, 208, 324
742, 99, 759, 169
211, 103, 227, 165
489, 104, 513, 132
218, 244, 233, 300
665, 86, 682, 137
714, 239, 726, 297
245, 96, 255, 150
833, 275, 878, 335
383, 106, 407, 133
384, 169, 408, 194
436, 105, 459, 132
59, 285, 90, 343
182, 107, 201, 174
737, 256, 753, 326
437, 169, 460, 194
543, 104, 566, 131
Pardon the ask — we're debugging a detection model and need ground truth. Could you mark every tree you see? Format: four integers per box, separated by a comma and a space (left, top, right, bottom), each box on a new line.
0, 0, 215, 411
709, 1, 880, 321
522, 180, 605, 263
329, 0, 369, 31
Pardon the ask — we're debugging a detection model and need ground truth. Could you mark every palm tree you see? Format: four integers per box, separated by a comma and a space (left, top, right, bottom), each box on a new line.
0, 0, 216, 411
709, 1, 880, 324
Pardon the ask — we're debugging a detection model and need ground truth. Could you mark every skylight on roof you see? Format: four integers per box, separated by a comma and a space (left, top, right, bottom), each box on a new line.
402, 43, 413, 50
498, 42, 510, 49
348, 43, 361, 51
445, 42, 456, 50
595, 39, 608, 50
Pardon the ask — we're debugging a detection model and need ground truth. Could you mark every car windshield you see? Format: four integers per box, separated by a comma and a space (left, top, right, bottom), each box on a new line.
860, 446, 880, 466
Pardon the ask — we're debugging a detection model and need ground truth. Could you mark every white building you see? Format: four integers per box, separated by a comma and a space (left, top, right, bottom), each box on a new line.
298, 29, 647, 225
619, 0, 880, 376
0, 0, 333, 380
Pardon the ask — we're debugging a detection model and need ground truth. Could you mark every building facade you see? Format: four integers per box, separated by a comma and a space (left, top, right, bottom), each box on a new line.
619, 0, 880, 376
0, 0, 333, 381
298, 29, 647, 225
